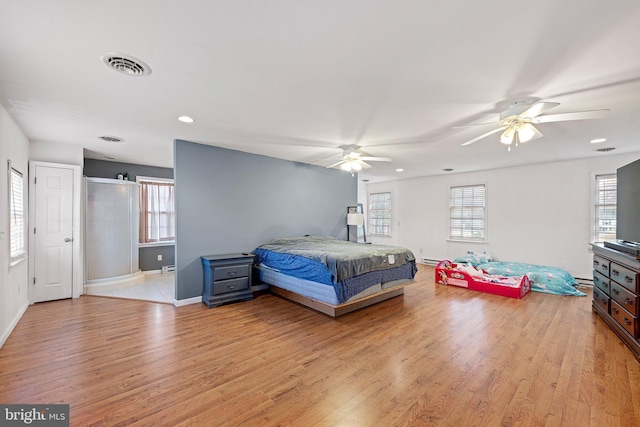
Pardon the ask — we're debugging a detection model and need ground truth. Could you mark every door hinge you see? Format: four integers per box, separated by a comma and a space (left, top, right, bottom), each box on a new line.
33, 277, 36, 284
34, 177, 37, 184
34, 227, 36, 234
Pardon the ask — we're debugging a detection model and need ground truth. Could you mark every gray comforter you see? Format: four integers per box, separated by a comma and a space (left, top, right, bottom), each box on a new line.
255, 235, 415, 282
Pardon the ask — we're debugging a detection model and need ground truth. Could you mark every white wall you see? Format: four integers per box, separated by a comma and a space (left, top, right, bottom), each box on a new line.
0, 105, 30, 347
30, 140, 84, 166
362, 153, 640, 279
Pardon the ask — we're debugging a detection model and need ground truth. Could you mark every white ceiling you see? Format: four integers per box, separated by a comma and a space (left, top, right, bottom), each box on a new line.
2, 1, 640, 182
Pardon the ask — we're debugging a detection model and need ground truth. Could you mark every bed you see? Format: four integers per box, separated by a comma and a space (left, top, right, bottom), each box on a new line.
254, 236, 418, 316
453, 251, 586, 297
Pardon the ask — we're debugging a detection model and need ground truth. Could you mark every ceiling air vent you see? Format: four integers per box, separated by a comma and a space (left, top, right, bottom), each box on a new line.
98, 135, 124, 143
101, 53, 151, 77
595, 147, 616, 153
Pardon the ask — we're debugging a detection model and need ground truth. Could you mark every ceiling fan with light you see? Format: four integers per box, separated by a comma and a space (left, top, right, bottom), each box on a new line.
458, 101, 610, 150
326, 145, 391, 175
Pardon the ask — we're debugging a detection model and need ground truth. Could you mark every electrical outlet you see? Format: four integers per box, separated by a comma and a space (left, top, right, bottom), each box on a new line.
157, 254, 162, 261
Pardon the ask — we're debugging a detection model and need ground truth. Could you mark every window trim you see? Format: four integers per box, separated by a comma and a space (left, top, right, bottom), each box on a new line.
137, 175, 175, 246
448, 183, 487, 243
8, 161, 26, 266
593, 173, 617, 244
368, 191, 392, 237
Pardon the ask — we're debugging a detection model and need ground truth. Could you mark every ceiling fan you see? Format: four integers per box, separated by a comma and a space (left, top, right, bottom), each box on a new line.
326, 145, 391, 175
458, 101, 610, 149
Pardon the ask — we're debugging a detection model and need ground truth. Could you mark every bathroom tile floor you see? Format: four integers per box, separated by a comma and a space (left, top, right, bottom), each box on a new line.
88, 272, 175, 304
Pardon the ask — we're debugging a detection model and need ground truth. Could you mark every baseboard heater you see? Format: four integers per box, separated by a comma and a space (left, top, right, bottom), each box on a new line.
421, 258, 442, 266
162, 265, 175, 273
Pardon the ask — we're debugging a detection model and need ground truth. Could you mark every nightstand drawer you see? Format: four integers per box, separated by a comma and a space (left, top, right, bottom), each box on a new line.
593, 255, 610, 277
610, 262, 640, 294
611, 282, 639, 316
593, 271, 610, 295
611, 300, 639, 338
213, 277, 250, 295
214, 264, 250, 281
593, 285, 610, 313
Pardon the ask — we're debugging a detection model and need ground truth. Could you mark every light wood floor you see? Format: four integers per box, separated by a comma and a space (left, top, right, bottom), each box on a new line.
1, 265, 639, 426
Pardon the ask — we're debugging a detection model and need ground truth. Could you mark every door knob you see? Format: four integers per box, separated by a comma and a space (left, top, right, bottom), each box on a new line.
64, 238, 72, 242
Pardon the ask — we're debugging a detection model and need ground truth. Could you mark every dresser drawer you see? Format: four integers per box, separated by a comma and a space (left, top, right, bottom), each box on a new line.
214, 264, 251, 281
213, 277, 250, 295
609, 262, 640, 294
593, 285, 610, 313
593, 271, 610, 295
611, 300, 639, 338
593, 255, 610, 277
611, 282, 639, 316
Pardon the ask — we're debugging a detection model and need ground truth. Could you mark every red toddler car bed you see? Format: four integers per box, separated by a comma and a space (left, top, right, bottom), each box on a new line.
435, 260, 531, 299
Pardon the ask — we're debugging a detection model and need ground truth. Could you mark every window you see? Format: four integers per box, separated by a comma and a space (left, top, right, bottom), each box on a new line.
369, 192, 391, 236
449, 184, 486, 242
9, 162, 25, 264
594, 174, 616, 243
138, 176, 175, 244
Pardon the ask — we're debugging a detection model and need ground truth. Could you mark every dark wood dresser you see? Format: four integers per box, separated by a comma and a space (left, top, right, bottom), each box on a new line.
201, 253, 255, 308
592, 243, 640, 361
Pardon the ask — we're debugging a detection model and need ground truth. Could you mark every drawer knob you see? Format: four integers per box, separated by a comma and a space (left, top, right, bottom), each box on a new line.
227, 271, 237, 276
594, 260, 600, 266
227, 283, 237, 289
625, 298, 633, 305
613, 289, 619, 295
612, 269, 620, 276
613, 308, 619, 314
626, 276, 633, 284
603, 265, 609, 271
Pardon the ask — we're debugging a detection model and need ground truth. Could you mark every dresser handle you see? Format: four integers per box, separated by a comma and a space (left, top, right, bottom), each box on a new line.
227, 271, 237, 276
601, 299, 608, 305
613, 307, 619, 314
626, 276, 633, 284
613, 289, 619, 295
612, 269, 620, 276
594, 260, 600, 266
227, 283, 237, 289
624, 317, 632, 326
603, 265, 609, 271
625, 298, 633, 305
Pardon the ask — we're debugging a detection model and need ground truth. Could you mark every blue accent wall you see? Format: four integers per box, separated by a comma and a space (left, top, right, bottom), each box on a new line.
174, 140, 357, 301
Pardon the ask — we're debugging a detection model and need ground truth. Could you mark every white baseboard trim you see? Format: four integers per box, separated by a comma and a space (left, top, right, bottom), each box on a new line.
173, 296, 201, 307
143, 269, 163, 276
0, 300, 29, 349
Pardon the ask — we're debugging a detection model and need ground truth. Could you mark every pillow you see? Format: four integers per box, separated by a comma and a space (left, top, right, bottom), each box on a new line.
453, 251, 493, 267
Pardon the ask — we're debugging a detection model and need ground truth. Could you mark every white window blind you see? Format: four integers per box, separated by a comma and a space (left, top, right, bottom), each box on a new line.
449, 184, 486, 242
9, 164, 25, 263
369, 192, 391, 236
594, 174, 616, 243
138, 177, 175, 244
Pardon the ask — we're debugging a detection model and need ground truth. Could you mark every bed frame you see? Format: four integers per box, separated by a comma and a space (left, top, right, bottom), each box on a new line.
269, 284, 406, 317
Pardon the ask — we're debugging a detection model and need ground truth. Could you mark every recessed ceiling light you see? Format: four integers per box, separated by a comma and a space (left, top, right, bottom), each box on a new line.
98, 135, 124, 143
590, 138, 607, 144
178, 115, 194, 123
101, 52, 151, 77
396, 168, 404, 172
443, 168, 454, 172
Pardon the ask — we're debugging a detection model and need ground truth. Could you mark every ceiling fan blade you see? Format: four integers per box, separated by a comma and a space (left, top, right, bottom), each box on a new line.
452, 121, 500, 129
326, 160, 346, 169
520, 101, 560, 119
461, 126, 509, 146
360, 156, 391, 162
359, 161, 372, 169
535, 109, 610, 123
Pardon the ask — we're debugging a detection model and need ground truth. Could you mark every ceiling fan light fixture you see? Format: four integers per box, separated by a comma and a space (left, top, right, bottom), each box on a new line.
517, 123, 537, 143
500, 127, 515, 145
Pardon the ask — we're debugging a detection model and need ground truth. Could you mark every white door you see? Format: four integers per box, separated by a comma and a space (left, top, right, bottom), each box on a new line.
34, 165, 74, 302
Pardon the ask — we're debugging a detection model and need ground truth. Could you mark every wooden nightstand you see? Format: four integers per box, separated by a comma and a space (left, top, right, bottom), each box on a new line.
201, 253, 255, 308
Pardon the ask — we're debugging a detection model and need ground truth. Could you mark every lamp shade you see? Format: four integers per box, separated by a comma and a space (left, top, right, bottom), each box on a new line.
347, 213, 364, 226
